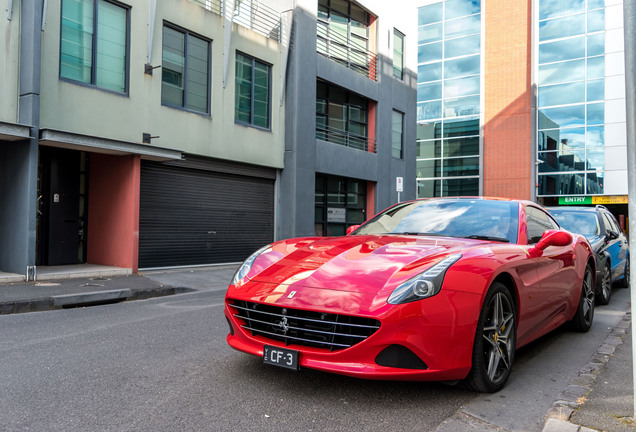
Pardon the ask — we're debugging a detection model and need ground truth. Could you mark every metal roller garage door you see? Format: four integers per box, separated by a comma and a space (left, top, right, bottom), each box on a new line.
139, 159, 275, 268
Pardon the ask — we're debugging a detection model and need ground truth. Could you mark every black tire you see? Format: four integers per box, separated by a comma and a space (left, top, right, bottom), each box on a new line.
466, 282, 516, 393
616, 258, 630, 288
571, 265, 595, 332
596, 262, 611, 305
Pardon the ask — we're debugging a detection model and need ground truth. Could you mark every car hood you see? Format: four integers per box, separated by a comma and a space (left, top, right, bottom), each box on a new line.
244, 235, 487, 295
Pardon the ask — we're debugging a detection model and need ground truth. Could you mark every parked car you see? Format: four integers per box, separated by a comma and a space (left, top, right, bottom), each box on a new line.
548, 205, 629, 305
225, 197, 595, 393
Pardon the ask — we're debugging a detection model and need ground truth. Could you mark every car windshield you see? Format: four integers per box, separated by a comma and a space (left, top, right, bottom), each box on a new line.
549, 210, 600, 237
354, 199, 519, 243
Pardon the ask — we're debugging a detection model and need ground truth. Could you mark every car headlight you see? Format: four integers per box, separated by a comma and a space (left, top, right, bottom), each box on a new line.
231, 245, 272, 286
388, 254, 462, 304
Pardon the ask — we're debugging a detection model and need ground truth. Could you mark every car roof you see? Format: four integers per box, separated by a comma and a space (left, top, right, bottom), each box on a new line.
547, 205, 607, 213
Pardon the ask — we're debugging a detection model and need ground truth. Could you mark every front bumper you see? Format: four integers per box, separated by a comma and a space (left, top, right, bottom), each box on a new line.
224, 285, 481, 381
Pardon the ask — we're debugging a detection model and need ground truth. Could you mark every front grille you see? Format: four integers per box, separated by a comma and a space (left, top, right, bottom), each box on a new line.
229, 299, 381, 351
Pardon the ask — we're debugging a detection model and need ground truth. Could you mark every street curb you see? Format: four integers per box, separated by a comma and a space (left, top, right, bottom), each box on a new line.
542, 310, 632, 432
0, 286, 196, 315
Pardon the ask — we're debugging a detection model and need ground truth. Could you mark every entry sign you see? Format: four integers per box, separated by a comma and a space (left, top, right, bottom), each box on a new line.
396, 177, 404, 192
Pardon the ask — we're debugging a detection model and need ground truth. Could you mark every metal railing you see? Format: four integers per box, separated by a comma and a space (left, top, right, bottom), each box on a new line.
189, 0, 281, 42
316, 124, 376, 153
316, 22, 377, 81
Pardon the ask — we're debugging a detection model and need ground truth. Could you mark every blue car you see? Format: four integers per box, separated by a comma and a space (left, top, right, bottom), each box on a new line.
548, 205, 630, 305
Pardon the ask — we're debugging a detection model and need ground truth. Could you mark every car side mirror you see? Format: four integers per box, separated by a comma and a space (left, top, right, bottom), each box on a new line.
607, 230, 618, 240
346, 225, 360, 235
529, 229, 573, 258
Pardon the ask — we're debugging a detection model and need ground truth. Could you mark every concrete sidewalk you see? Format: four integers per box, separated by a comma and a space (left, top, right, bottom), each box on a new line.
0, 265, 633, 432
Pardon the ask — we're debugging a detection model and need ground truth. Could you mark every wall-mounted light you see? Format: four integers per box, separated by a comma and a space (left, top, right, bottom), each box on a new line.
144, 63, 161, 75
142, 133, 160, 144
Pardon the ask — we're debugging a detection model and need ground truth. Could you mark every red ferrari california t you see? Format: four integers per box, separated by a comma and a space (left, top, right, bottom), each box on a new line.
224, 197, 595, 392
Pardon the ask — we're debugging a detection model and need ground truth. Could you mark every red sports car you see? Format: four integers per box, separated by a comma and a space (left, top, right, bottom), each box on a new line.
224, 197, 595, 392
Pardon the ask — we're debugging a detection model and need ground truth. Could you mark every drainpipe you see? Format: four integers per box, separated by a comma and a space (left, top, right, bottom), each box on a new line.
18, 0, 44, 280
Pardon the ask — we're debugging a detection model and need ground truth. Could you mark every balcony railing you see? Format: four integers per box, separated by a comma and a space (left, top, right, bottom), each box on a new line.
189, 0, 281, 42
316, 124, 376, 153
316, 22, 377, 81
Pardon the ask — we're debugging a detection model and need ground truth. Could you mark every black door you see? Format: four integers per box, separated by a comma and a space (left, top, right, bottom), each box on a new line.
38, 147, 81, 265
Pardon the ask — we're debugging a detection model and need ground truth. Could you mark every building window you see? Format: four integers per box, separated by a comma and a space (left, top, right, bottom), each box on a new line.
161, 25, 210, 114
235, 53, 271, 129
315, 174, 366, 236
317, 0, 376, 80
536, 0, 613, 197
416, 0, 481, 198
393, 29, 404, 79
60, 0, 129, 93
316, 81, 374, 152
392, 110, 403, 158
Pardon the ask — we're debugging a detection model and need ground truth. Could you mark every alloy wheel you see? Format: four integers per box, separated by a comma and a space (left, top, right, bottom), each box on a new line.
597, 263, 611, 305
481, 291, 515, 384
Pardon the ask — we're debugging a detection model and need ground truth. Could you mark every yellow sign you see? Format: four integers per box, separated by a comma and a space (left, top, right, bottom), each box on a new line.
592, 195, 628, 205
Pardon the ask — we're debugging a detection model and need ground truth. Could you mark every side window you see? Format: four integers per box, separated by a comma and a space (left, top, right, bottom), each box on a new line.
602, 212, 619, 234
235, 52, 271, 129
526, 206, 559, 244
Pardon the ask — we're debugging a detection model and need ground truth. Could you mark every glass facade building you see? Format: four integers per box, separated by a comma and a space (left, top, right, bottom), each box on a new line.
536, 0, 627, 199
416, 0, 481, 197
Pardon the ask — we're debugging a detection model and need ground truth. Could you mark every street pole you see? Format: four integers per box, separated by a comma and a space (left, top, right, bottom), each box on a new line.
624, 0, 636, 419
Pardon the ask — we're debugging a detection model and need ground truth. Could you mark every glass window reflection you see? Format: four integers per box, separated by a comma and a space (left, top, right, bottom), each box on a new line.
585, 148, 604, 171
445, 15, 481, 39
539, 14, 585, 41
444, 136, 479, 157
587, 172, 604, 194
538, 128, 585, 151
418, 100, 442, 121
419, 3, 442, 26
538, 82, 585, 107
417, 139, 442, 158
539, 105, 586, 128
586, 126, 604, 147
444, 55, 480, 78
417, 159, 442, 177
539, 0, 584, 21
538, 172, 585, 195
538, 149, 587, 172
418, 63, 442, 82
539, 36, 585, 63
443, 178, 479, 196
418, 42, 443, 63
445, 35, 480, 58
587, 33, 604, 57
587, 79, 604, 102
418, 81, 442, 101
444, 95, 480, 118
443, 157, 479, 176
419, 23, 442, 44
587, 56, 604, 79
445, 75, 480, 98
417, 179, 441, 198
587, 102, 604, 125
445, 0, 480, 20
539, 59, 585, 85
587, 9, 604, 33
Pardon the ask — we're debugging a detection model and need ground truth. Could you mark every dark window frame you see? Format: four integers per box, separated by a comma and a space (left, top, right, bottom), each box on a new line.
234, 52, 272, 130
161, 22, 212, 116
59, 0, 131, 95
392, 109, 404, 159
393, 28, 405, 80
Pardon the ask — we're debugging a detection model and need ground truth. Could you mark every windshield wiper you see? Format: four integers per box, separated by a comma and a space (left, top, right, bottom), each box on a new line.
393, 232, 446, 236
466, 235, 510, 243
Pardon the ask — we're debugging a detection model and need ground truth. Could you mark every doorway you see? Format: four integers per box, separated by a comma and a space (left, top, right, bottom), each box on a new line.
37, 147, 88, 266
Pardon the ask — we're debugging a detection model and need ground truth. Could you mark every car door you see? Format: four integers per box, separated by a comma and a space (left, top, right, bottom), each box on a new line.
518, 206, 576, 341
601, 211, 628, 280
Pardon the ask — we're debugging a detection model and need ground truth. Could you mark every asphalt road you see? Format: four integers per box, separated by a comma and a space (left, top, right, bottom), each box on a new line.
0, 269, 630, 432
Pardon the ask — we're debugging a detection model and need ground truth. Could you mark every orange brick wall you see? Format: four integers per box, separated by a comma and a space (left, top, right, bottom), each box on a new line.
483, 0, 533, 200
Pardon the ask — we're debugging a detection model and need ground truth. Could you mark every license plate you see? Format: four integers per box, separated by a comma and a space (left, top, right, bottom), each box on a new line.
263, 345, 299, 370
